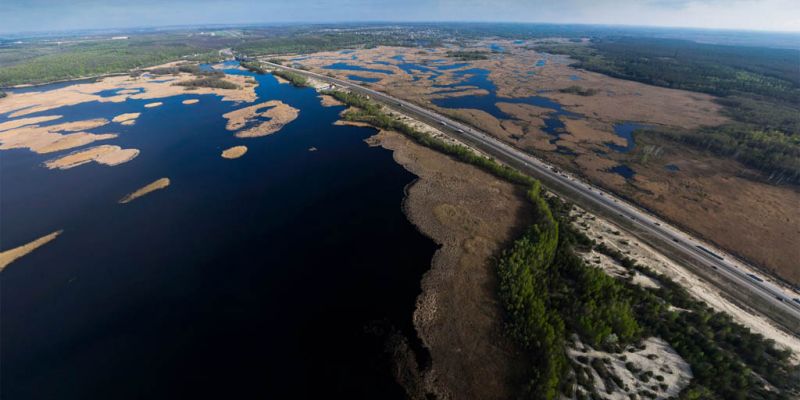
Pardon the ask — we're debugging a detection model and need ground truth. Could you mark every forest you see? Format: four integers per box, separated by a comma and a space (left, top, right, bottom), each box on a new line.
0, 35, 228, 87
498, 191, 799, 399
534, 37, 800, 185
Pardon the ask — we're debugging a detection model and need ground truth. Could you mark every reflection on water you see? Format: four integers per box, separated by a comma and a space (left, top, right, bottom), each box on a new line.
1, 63, 436, 399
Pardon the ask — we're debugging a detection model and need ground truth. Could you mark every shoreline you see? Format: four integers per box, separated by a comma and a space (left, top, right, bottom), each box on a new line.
365, 127, 533, 399
3, 72, 130, 91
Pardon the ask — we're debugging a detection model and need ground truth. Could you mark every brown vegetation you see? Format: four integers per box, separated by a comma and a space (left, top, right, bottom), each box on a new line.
368, 129, 532, 399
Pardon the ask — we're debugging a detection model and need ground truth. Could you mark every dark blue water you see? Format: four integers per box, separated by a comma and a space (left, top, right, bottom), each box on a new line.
431, 68, 578, 144
323, 63, 394, 75
569, 75, 581, 81
6, 78, 100, 93
1, 64, 436, 399
94, 87, 145, 97
665, 164, 680, 172
435, 63, 469, 71
489, 43, 505, 53
605, 122, 647, 153
347, 75, 381, 83
609, 164, 636, 179
395, 62, 440, 81
535, 60, 546, 67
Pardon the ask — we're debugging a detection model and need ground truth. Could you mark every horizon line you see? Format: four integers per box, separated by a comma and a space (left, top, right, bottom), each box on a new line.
2, 20, 800, 37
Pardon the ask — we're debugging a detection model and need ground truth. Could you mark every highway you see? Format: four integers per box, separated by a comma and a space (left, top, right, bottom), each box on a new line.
262, 60, 800, 331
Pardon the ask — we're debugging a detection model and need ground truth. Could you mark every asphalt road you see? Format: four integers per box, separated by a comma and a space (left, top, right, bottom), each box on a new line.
263, 61, 800, 331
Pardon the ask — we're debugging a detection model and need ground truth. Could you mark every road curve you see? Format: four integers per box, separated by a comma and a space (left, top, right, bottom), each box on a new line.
263, 60, 800, 331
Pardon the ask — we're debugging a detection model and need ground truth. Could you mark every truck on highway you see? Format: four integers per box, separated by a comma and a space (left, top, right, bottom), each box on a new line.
696, 245, 724, 261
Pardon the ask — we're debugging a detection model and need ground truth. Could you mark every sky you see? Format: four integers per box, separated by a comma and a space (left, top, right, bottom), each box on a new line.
1, 0, 798, 34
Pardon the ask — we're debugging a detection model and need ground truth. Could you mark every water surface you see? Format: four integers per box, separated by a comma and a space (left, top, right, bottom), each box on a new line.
431, 68, 579, 145
1, 63, 436, 399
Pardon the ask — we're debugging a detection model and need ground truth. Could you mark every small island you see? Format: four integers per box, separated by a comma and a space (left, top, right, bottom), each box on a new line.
119, 177, 171, 204
221, 145, 248, 159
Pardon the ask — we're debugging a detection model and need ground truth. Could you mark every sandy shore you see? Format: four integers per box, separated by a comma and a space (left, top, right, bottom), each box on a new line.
221, 145, 247, 159
182, 99, 199, 105
45, 145, 139, 169
119, 178, 170, 204
0, 230, 63, 271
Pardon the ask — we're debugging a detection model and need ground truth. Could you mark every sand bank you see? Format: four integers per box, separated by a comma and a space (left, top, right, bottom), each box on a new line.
0, 115, 63, 132
273, 75, 290, 84
221, 145, 247, 159
222, 100, 300, 138
319, 94, 344, 107
45, 145, 139, 169
0, 66, 258, 118
0, 230, 63, 271
119, 178, 170, 204
112, 112, 141, 125
0, 118, 116, 154
182, 99, 199, 105
144, 102, 163, 108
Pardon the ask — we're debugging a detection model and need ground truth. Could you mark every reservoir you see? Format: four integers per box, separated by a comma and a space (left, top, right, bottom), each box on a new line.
1, 63, 437, 399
